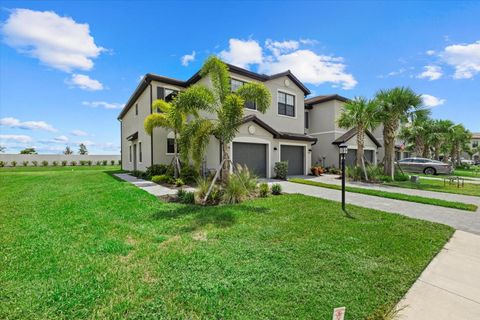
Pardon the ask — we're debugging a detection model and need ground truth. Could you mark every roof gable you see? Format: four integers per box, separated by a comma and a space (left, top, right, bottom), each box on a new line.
331, 128, 382, 148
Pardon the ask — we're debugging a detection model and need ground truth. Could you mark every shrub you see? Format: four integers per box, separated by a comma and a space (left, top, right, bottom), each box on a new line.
96, 161, 101, 166
102, 160, 108, 166
346, 166, 362, 181
195, 177, 223, 204
87, 160, 92, 166
234, 164, 258, 194
146, 164, 169, 178
70, 161, 77, 166
80, 160, 86, 166
61, 160, 67, 166
32, 161, 38, 167
11, 161, 17, 167
222, 175, 248, 204
274, 161, 288, 180
366, 165, 383, 182
152, 174, 174, 184
177, 189, 195, 204
0, 161, 5, 167
179, 165, 199, 184
110, 160, 115, 165
327, 167, 341, 175
118, 160, 122, 165
175, 178, 185, 187
394, 173, 409, 181
22, 161, 29, 167
271, 183, 282, 195
259, 183, 269, 197
41, 160, 48, 167
52, 161, 58, 166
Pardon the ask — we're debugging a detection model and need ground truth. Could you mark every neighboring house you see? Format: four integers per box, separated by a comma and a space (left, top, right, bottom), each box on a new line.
468, 132, 480, 162
118, 64, 316, 178
305, 95, 382, 168
372, 125, 410, 163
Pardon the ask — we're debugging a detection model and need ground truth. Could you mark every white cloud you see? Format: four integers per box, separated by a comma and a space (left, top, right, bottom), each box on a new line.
440, 40, 480, 79
54, 135, 69, 142
0, 117, 57, 132
181, 51, 196, 66
219, 38, 357, 90
219, 39, 263, 68
417, 65, 443, 81
68, 74, 103, 91
82, 101, 123, 109
71, 129, 88, 136
422, 94, 446, 107
259, 49, 357, 90
1, 8, 105, 72
265, 39, 299, 56
0, 134, 32, 143
426, 50, 436, 56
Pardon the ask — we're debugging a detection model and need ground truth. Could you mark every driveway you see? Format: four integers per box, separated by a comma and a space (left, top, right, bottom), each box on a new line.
275, 176, 480, 235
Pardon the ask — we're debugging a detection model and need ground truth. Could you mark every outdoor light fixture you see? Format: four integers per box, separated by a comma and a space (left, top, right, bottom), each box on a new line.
338, 143, 348, 211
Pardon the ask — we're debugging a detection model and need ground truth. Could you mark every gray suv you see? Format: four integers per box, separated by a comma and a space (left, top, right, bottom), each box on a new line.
397, 157, 454, 175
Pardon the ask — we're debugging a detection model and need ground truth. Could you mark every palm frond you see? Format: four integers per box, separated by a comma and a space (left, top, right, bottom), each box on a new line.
200, 56, 230, 103
144, 113, 171, 135
235, 82, 272, 113
175, 85, 216, 114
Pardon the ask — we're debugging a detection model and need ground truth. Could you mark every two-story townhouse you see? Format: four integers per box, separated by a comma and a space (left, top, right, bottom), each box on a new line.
305, 95, 382, 168
118, 64, 316, 178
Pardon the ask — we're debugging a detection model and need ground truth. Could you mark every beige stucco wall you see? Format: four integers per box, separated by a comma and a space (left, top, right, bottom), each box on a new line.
0, 154, 120, 166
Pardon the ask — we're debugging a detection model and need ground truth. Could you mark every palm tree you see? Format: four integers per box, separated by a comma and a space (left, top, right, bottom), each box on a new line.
375, 87, 423, 179
428, 119, 454, 160
448, 124, 472, 166
399, 110, 432, 157
179, 56, 271, 183
144, 86, 214, 178
337, 97, 380, 180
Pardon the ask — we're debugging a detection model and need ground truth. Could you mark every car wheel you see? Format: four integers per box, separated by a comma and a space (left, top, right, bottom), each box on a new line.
424, 167, 436, 175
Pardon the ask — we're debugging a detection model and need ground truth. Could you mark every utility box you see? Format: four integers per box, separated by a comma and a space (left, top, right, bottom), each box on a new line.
410, 175, 419, 183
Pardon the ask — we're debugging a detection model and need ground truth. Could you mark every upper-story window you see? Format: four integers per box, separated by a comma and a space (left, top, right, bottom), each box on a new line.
278, 91, 295, 117
156, 87, 179, 112
135, 104, 138, 116
230, 78, 256, 110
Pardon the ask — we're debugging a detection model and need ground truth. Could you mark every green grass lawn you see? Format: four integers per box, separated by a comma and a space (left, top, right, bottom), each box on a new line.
0, 167, 453, 319
289, 178, 477, 212
387, 177, 480, 198
453, 168, 480, 178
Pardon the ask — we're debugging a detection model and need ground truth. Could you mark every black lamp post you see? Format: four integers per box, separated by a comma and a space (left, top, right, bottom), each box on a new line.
339, 143, 348, 211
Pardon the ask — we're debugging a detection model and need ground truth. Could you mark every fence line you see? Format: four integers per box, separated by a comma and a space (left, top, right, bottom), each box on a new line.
0, 154, 120, 167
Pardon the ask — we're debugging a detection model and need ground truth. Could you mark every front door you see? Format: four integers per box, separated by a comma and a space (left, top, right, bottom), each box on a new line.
133, 143, 137, 171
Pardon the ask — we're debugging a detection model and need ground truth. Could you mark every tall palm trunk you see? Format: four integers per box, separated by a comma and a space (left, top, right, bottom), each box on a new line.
434, 143, 440, 160
221, 142, 230, 183
356, 128, 368, 181
422, 143, 430, 158
383, 121, 396, 179
414, 136, 424, 156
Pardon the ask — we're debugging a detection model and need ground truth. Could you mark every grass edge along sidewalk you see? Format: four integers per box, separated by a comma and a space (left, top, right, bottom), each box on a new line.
289, 178, 477, 212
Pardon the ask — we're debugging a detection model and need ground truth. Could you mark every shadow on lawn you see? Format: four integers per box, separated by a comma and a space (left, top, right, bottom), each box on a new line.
151, 203, 271, 232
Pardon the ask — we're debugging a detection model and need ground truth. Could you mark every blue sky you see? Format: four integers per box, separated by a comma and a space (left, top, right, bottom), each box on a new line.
1, 1, 479, 154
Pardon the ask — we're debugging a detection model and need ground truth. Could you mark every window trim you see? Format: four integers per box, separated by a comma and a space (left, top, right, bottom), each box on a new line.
135, 103, 138, 116
277, 90, 296, 118
129, 145, 132, 162
166, 138, 175, 155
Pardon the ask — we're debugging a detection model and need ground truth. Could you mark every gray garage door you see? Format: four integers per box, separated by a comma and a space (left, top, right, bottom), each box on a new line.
232, 142, 267, 178
345, 149, 374, 166
280, 145, 304, 175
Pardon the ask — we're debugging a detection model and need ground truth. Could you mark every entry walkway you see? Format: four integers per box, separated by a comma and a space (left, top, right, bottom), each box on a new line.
114, 173, 195, 196
396, 230, 480, 319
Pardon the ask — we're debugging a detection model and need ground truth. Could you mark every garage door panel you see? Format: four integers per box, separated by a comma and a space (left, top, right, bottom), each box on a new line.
233, 142, 267, 178
281, 145, 304, 175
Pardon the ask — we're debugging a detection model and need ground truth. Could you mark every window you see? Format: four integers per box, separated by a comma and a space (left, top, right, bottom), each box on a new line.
278, 91, 295, 117
135, 104, 138, 116
139, 142, 142, 162
167, 138, 175, 154
473, 141, 479, 148
155, 87, 178, 112
305, 111, 309, 129
230, 78, 256, 110
129, 146, 132, 162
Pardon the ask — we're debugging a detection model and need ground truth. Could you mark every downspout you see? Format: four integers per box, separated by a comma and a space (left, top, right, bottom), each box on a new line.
120, 119, 123, 170
149, 83, 153, 167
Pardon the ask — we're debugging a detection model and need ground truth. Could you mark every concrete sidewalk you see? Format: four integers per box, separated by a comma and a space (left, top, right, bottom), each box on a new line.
396, 231, 480, 319
114, 173, 195, 196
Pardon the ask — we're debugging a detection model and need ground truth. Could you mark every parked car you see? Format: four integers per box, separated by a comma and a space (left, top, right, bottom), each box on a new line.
461, 159, 475, 166
396, 157, 453, 175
